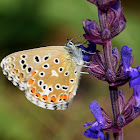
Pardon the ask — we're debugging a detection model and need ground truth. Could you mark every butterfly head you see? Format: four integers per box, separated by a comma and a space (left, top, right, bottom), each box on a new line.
65, 40, 83, 66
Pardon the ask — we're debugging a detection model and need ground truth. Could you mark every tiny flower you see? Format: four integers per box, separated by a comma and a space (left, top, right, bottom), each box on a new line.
83, 19, 103, 45
79, 41, 96, 62
87, 0, 119, 10
84, 101, 105, 140
121, 46, 140, 88
121, 46, 140, 105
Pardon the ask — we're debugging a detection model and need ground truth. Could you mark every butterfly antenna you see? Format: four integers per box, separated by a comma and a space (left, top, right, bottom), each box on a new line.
81, 49, 96, 55
70, 35, 83, 41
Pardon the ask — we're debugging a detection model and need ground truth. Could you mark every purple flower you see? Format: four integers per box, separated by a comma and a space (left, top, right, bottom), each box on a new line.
84, 101, 105, 140
121, 46, 140, 88
79, 41, 96, 62
121, 46, 140, 105
88, 0, 119, 10
83, 2, 126, 45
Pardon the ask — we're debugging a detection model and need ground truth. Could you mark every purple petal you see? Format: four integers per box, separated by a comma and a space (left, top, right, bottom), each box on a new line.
89, 101, 105, 126
112, 47, 119, 69
111, 1, 121, 11
133, 85, 140, 105
101, 28, 111, 40
98, 131, 105, 140
118, 90, 125, 111
107, 8, 117, 27
133, 107, 140, 113
84, 122, 93, 127
121, 46, 132, 75
79, 42, 96, 62
105, 133, 110, 140
129, 72, 140, 88
84, 128, 98, 139
88, 0, 119, 11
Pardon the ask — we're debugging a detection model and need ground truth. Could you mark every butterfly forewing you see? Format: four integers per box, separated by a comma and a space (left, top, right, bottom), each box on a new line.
26, 52, 82, 110
1, 46, 65, 91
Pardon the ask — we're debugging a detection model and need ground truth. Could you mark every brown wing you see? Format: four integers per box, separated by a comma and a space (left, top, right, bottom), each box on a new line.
25, 51, 82, 110
1, 46, 65, 91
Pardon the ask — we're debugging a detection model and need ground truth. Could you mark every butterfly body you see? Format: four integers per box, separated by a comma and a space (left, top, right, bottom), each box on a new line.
1, 41, 84, 110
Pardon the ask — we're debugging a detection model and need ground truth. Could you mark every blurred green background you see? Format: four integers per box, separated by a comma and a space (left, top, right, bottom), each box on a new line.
0, 0, 140, 140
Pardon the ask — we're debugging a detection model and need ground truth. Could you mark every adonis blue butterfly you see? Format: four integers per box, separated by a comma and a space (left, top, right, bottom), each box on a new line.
1, 40, 95, 110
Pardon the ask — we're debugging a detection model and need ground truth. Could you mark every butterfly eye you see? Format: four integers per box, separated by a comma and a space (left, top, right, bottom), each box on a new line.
54, 58, 60, 64
42, 63, 49, 69
58, 67, 64, 72
39, 71, 45, 77
68, 41, 73, 45
64, 71, 69, 76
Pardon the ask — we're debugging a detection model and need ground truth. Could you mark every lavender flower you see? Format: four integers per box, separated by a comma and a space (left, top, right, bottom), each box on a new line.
83, 1, 126, 45
121, 46, 140, 105
79, 41, 96, 62
83, 0, 140, 139
84, 101, 105, 140
88, 0, 119, 10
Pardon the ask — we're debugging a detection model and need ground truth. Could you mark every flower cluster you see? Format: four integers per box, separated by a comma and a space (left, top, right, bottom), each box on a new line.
82, 1, 128, 87
82, 0, 140, 139
83, 1, 126, 45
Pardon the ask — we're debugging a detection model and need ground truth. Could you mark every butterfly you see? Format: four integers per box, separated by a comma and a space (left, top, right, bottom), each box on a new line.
1, 39, 93, 110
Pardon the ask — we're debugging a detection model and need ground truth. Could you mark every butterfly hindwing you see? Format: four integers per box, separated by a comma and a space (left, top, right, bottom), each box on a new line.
26, 52, 82, 110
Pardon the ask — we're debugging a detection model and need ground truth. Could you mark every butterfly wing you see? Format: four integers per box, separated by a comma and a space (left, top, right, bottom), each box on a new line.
1, 46, 83, 110
1, 46, 65, 91
26, 51, 82, 110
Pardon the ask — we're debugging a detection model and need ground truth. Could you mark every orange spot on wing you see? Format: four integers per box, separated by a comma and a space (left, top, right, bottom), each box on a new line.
51, 96, 56, 102
19, 73, 23, 78
14, 69, 18, 73
31, 87, 35, 93
63, 95, 67, 101
60, 95, 63, 100
35, 93, 40, 98
11, 64, 14, 68
28, 79, 34, 85
31, 71, 36, 77
42, 95, 48, 101
68, 92, 71, 99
